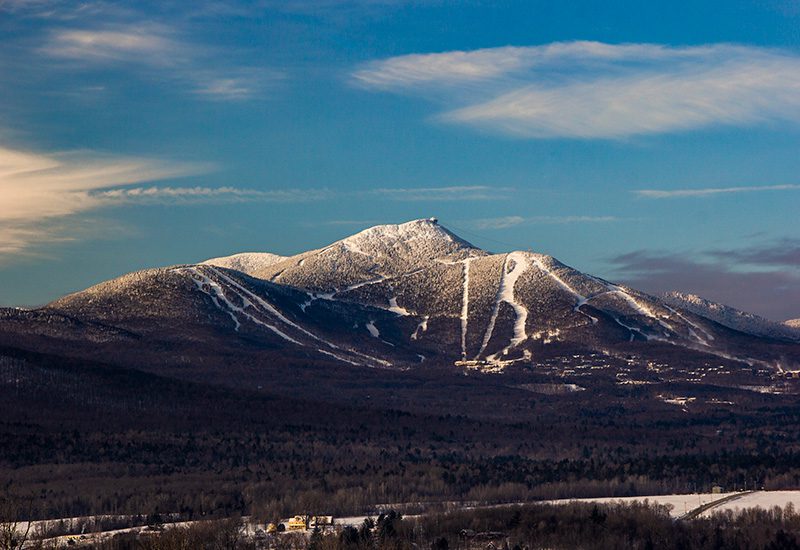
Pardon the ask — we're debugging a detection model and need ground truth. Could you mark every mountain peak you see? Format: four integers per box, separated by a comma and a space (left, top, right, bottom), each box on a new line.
338, 218, 479, 256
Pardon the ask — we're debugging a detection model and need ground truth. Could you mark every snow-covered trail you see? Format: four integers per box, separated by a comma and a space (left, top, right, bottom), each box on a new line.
180, 267, 302, 345
411, 316, 428, 340
181, 266, 392, 368
460, 258, 476, 359
664, 304, 714, 346
530, 256, 599, 326
585, 276, 675, 333
478, 252, 529, 359
388, 297, 411, 316
208, 266, 394, 367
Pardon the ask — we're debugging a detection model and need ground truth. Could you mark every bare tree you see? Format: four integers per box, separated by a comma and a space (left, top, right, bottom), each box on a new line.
0, 494, 31, 550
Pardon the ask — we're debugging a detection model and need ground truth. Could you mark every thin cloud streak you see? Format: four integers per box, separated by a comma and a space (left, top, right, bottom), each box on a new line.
635, 184, 800, 198
473, 215, 620, 230
39, 24, 280, 100
0, 145, 514, 261
42, 26, 185, 64
355, 41, 800, 138
93, 186, 332, 203
0, 145, 207, 257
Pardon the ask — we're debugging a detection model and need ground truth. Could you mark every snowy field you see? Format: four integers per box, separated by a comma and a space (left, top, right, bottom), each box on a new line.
697, 491, 800, 516
546, 491, 800, 518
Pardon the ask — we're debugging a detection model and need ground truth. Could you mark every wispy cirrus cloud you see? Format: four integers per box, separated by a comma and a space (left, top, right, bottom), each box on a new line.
354, 41, 800, 139
635, 183, 800, 198
0, 144, 328, 260
92, 186, 331, 203
38, 23, 280, 100
473, 215, 620, 230
0, 145, 204, 257
41, 26, 184, 63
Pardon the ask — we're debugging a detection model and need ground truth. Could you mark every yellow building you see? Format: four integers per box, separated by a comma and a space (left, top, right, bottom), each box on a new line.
286, 516, 307, 531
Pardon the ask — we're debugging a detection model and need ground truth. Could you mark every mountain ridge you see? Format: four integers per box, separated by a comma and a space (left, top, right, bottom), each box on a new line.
1, 219, 798, 391
662, 291, 800, 343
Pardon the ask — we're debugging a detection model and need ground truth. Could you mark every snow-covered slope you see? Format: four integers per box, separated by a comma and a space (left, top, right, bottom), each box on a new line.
663, 292, 800, 342
2, 219, 797, 376
786, 319, 800, 329
202, 252, 287, 276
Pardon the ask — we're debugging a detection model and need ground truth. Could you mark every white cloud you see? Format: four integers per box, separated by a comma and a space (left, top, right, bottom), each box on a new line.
473, 215, 619, 229
39, 24, 279, 100
43, 27, 184, 64
0, 145, 323, 260
93, 186, 330, 203
0, 145, 205, 257
354, 41, 800, 138
472, 216, 526, 229
635, 184, 800, 198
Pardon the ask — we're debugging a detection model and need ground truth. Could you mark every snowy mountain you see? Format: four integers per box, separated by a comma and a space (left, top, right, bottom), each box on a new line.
1, 219, 798, 385
662, 292, 800, 343
202, 252, 287, 275
787, 319, 800, 329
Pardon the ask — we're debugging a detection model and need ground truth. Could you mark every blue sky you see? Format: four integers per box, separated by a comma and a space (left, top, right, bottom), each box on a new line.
1, 0, 799, 321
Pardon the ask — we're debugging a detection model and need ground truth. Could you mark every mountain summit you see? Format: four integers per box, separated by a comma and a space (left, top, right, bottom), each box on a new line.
1, 219, 798, 390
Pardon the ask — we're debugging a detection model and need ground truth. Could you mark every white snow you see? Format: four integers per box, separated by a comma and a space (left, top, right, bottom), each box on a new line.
460, 258, 477, 359
366, 321, 380, 338
531, 256, 586, 303
180, 265, 394, 368
663, 304, 714, 346
546, 492, 740, 518
478, 252, 529, 358
698, 491, 800, 516
201, 252, 287, 276
411, 315, 429, 340
388, 297, 411, 316
179, 267, 302, 345
664, 291, 800, 342
531, 255, 599, 326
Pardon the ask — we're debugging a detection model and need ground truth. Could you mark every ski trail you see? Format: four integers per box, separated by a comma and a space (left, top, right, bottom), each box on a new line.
460, 258, 476, 359
300, 268, 424, 309
587, 275, 674, 333
477, 252, 530, 358
181, 267, 302, 344
209, 266, 324, 342
530, 256, 598, 325
187, 266, 391, 367
185, 270, 240, 330
610, 286, 674, 332
366, 321, 380, 338
318, 349, 360, 366
388, 297, 411, 316
411, 315, 429, 340
664, 305, 714, 345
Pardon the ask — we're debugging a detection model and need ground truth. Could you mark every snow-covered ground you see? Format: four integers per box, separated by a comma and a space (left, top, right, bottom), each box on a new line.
546, 491, 800, 518
697, 491, 800, 516
202, 252, 287, 275
544, 492, 738, 518
663, 292, 800, 342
